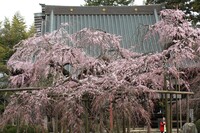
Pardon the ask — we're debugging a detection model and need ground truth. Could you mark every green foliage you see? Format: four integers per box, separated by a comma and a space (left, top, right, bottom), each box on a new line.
0, 12, 30, 48
0, 125, 44, 133
0, 45, 6, 60
0, 125, 17, 133
0, 75, 9, 89
195, 119, 200, 133
0, 65, 9, 75
0, 104, 4, 113
0, 18, 12, 48
84, 0, 133, 6
0, 12, 35, 125
145, 0, 200, 25
0, 44, 13, 75
11, 12, 27, 46
27, 24, 36, 37
190, 0, 200, 25
0, 12, 31, 75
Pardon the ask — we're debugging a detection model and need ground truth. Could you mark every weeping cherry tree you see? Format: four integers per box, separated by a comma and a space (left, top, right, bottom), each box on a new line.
0, 9, 200, 132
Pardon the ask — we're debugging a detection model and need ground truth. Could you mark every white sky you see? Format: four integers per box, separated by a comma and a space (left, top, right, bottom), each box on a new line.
0, 0, 143, 29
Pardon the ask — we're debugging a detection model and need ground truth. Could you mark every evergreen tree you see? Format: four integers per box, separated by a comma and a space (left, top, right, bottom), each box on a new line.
1, 18, 12, 48
0, 18, 12, 75
0, 13, 28, 76
0, 21, 2, 44
84, 0, 133, 6
190, 0, 200, 25
11, 12, 27, 46
27, 24, 36, 37
0, 44, 9, 75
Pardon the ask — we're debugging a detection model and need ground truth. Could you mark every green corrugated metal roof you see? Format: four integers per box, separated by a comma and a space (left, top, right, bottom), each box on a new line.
35, 4, 165, 54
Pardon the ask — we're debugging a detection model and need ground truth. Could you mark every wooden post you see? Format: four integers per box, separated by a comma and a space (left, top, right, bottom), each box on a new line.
122, 114, 126, 133
169, 76, 172, 133
170, 94, 173, 133
52, 117, 56, 133
186, 94, 189, 123
179, 84, 183, 129
164, 72, 170, 133
147, 124, 151, 133
165, 93, 170, 133
16, 115, 20, 133
115, 115, 120, 133
175, 77, 179, 133
109, 96, 113, 133
44, 116, 48, 132
69, 126, 72, 133
127, 119, 130, 133
84, 96, 89, 133
176, 93, 179, 133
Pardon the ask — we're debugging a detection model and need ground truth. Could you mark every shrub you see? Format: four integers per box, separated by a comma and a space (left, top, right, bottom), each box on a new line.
0, 125, 36, 133
195, 119, 200, 133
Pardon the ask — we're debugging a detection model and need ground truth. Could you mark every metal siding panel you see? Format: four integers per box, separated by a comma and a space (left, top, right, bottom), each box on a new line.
103, 15, 108, 32
122, 15, 128, 49
76, 15, 79, 31
64, 15, 69, 32
43, 12, 163, 54
84, 15, 89, 55
94, 15, 101, 57
99, 15, 103, 31
53, 14, 56, 31
72, 15, 75, 33
69, 15, 73, 32
61, 15, 64, 25
137, 15, 143, 52
144, 15, 150, 53
69, 16, 74, 46
88, 15, 92, 56
106, 15, 111, 33
133, 15, 138, 49
147, 14, 155, 53
80, 15, 84, 29
141, 15, 147, 53
90, 15, 95, 57
142, 15, 148, 52
118, 15, 123, 48
118, 15, 123, 36
125, 15, 131, 49
114, 15, 120, 37
120, 15, 125, 48
56, 15, 60, 29
148, 16, 156, 52
130, 15, 137, 52
125, 15, 129, 49
45, 15, 49, 33
110, 15, 115, 34
95, 15, 100, 29
149, 14, 162, 52
50, 11, 54, 32
85, 15, 88, 29
135, 15, 141, 53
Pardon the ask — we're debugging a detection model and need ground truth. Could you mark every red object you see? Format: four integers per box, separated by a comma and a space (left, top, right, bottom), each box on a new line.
160, 121, 164, 132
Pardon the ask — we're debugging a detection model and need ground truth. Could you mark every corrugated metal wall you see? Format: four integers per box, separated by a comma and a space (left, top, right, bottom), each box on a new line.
34, 5, 165, 55
44, 13, 162, 54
